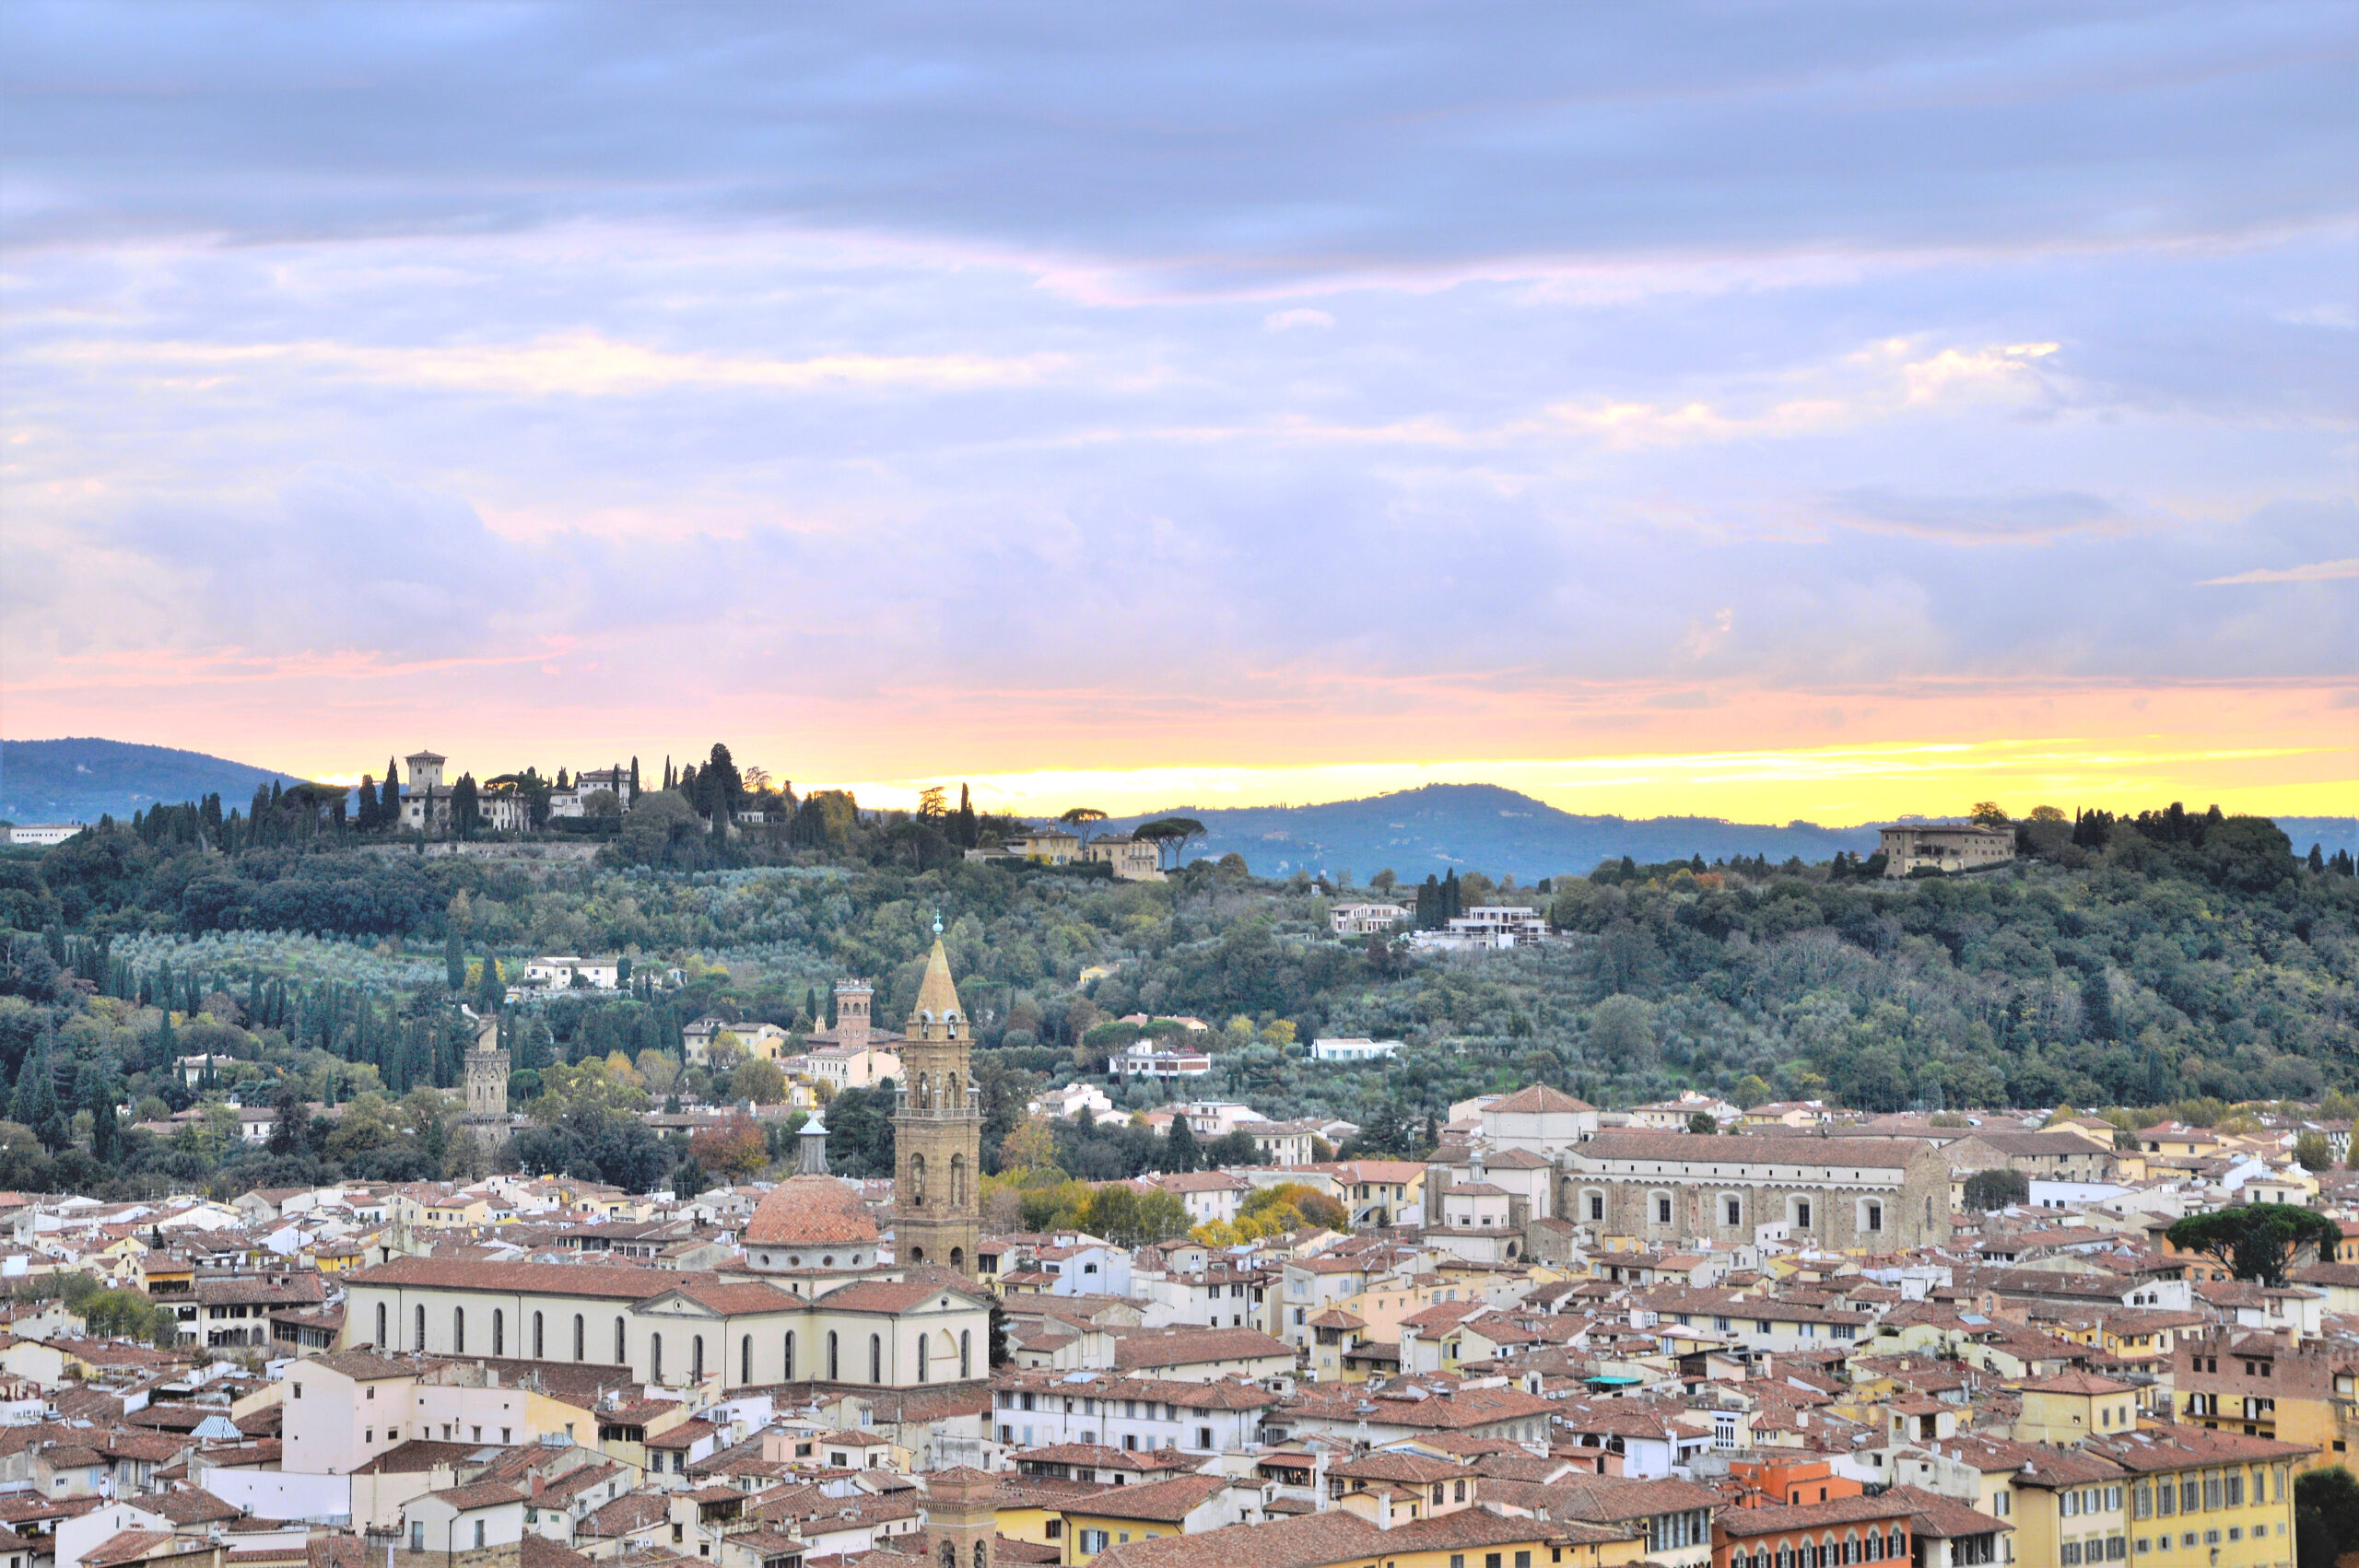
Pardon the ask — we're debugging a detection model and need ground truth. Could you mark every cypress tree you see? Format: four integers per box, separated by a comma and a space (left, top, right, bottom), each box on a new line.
357, 774, 381, 831
86, 1070, 118, 1164
445, 930, 466, 991
629, 757, 641, 798
11, 1038, 65, 1151
381, 760, 401, 825
1163, 1114, 1201, 1174
2081, 967, 2117, 1042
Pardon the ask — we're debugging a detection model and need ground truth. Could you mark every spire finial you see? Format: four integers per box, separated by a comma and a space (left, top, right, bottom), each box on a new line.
933, 910, 944, 936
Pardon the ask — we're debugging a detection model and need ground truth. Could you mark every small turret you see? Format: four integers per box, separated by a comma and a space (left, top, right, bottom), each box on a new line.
798, 1111, 831, 1176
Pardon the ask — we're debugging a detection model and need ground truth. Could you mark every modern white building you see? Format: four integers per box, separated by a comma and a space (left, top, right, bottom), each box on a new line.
1407, 906, 1550, 951
1109, 1042, 1212, 1079
1310, 1037, 1401, 1062
6, 824, 87, 848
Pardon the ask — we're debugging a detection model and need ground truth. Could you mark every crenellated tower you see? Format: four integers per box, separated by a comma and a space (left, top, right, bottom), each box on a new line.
462, 1015, 511, 1148
892, 928, 980, 1276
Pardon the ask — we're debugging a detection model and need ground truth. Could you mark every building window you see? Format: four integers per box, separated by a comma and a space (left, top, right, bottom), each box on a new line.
416, 1305, 426, 1352
651, 1333, 663, 1384
376, 1304, 388, 1347
616, 1317, 627, 1364
786, 1332, 796, 1381
870, 1334, 883, 1383
960, 1329, 972, 1380
1725, 1197, 1742, 1227
1796, 1199, 1813, 1229
1865, 1202, 1883, 1233
492, 1309, 504, 1357
533, 1312, 544, 1359
919, 1338, 931, 1384
1655, 1195, 1672, 1224
453, 1307, 465, 1353
828, 1331, 840, 1381
575, 1315, 585, 1362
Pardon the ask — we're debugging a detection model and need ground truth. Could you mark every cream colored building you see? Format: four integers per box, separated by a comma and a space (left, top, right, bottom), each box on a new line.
341, 1179, 993, 1407
1877, 823, 2015, 876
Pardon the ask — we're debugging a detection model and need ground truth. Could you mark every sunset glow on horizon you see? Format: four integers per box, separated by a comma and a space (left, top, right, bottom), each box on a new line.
4, 8, 2352, 821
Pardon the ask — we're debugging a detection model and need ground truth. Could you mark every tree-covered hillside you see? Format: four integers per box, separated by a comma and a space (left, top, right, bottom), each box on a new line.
0, 790, 2351, 1199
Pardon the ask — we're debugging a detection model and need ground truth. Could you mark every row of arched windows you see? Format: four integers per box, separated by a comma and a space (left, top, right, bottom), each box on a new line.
1734, 1528, 1906, 1568
378, 1301, 973, 1388
397, 1302, 625, 1364
905, 1153, 969, 1210
910, 1071, 964, 1109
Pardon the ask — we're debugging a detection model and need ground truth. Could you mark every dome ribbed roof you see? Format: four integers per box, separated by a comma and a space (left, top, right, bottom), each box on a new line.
745, 1175, 878, 1246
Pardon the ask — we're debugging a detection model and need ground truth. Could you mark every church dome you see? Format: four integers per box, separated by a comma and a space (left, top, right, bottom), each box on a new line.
745, 1175, 878, 1250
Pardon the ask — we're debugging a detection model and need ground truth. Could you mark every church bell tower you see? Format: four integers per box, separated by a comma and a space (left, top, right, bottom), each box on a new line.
892, 926, 980, 1276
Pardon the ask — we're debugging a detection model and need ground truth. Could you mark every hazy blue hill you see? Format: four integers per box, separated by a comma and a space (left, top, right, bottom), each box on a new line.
2280, 817, 2359, 860
1, 737, 308, 824
1089, 782, 1887, 881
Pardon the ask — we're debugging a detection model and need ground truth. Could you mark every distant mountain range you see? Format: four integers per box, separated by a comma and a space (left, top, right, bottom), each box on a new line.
1, 738, 308, 825
1087, 783, 2359, 881
8, 739, 2351, 878
1087, 783, 1885, 881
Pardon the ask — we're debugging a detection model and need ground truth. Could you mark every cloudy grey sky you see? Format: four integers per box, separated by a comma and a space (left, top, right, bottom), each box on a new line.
4, 3, 2353, 818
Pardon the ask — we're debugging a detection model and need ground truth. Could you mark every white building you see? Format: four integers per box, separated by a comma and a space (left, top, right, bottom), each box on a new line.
6, 824, 86, 848
546, 767, 636, 818
1109, 1042, 1212, 1079
989, 1369, 1277, 1455
1407, 906, 1550, 951
1030, 1083, 1117, 1121
1144, 1171, 1253, 1228
522, 955, 621, 991
1310, 1038, 1401, 1062
1480, 1082, 1600, 1153
1330, 903, 1408, 935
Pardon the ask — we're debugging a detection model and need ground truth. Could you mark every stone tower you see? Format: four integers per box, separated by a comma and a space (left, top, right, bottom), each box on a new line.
892, 933, 980, 1275
832, 979, 873, 1050
924, 1468, 997, 1568
463, 1018, 511, 1148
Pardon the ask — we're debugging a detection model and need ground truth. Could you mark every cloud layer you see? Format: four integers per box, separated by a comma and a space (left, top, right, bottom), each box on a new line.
2, 4, 2352, 813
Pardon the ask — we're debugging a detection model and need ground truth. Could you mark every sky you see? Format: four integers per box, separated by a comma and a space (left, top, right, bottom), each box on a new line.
3, 3, 2353, 822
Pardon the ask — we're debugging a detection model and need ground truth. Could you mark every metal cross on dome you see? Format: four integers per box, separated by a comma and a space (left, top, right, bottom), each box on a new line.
933, 910, 944, 935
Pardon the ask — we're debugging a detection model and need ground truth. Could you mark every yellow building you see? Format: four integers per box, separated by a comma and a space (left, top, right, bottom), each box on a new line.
2006, 1445, 2134, 1568
2013, 1372, 2143, 1445
2087, 1427, 2307, 1568
1062, 1474, 1241, 1563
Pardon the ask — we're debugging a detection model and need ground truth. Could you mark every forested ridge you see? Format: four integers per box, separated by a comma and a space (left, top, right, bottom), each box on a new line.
0, 790, 2351, 1201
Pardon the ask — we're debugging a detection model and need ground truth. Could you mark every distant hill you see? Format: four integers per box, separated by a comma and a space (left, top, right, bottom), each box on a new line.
1082, 783, 2359, 882
1, 738, 309, 825
1086, 783, 1883, 881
